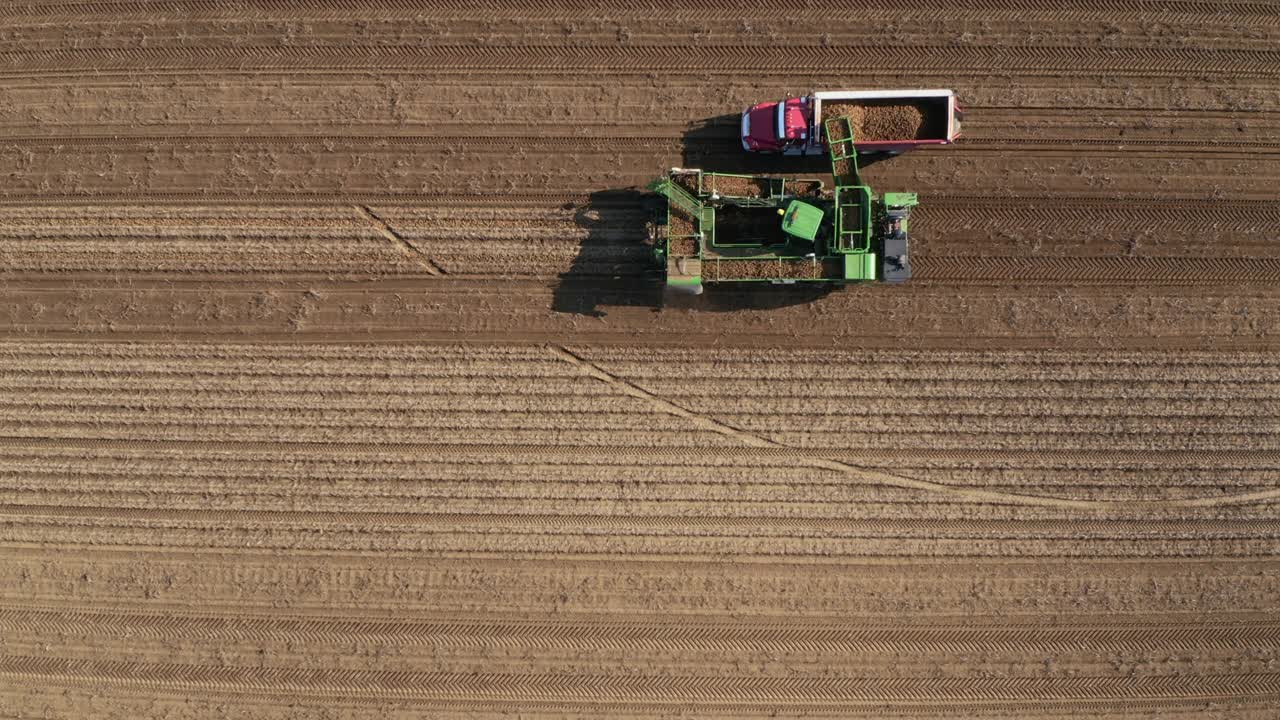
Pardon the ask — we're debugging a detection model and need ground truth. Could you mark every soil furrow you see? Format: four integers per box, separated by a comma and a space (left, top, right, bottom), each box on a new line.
3, 606, 1278, 657
2, 44, 1277, 78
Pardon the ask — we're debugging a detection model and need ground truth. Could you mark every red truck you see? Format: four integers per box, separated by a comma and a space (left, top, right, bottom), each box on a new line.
740, 89, 962, 155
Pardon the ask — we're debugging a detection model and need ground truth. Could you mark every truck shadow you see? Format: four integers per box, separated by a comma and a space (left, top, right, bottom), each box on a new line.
553, 188, 838, 316
680, 113, 897, 174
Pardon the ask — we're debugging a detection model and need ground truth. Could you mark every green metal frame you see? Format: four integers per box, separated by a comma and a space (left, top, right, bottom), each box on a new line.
824, 117, 875, 272
673, 169, 703, 195
843, 253, 878, 281
824, 116, 862, 186
780, 177, 824, 198
833, 186, 872, 254
649, 177, 713, 256
883, 192, 919, 209
666, 173, 823, 202
650, 178, 701, 217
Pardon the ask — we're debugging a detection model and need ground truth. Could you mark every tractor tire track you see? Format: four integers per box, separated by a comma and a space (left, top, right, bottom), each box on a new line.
2, 0, 1277, 26
352, 204, 445, 275
5, 437, 1280, 468
2, 605, 1277, 656
913, 257, 1280, 285
2, 654, 1278, 704
0, 0, 1274, 34
4, 505, 1280, 539
920, 196, 1280, 232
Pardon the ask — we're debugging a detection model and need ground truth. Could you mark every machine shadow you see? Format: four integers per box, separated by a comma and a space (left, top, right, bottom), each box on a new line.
553, 188, 840, 316
670, 283, 836, 312
680, 113, 897, 174
552, 189, 663, 318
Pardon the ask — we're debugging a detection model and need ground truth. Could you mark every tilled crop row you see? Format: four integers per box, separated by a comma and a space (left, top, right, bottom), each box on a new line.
770, 429, 1280, 453
12, 451, 1280, 504
2, 423, 739, 448
5, 76, 1274, 145
0, 355, 583, 376
0, 375, 622, 397
21, 343, 1278, 387
6, 269, 1280, 350
607, 363, 1280, 384
582, 354, 1280, 382
8, 473, 1278, 513
0, 494, 1000, 521
8, 374, 1246, 405
6, 391, 1276, 429
0, 406, 691, 431
913, 199, 1280, 259
4, 11, 1271, 52
0, 456, 833, 481
0, 342, 562, 363
18, 628, 1199, 682
0, 206, 367, 223
715, 397, 1280, 417
6, 517, 1280, 559
4, 549, 1277, 616
9, 462, 1280, 513
6, 43, 1277, 80
637, 379, 1280, 402
9, 456, 1280, 492
6, 136, 1274, 204
8, 604, 1274, 669
0, 239, 414, 274
576, 346, 1280, 366
0, 389, 655, 413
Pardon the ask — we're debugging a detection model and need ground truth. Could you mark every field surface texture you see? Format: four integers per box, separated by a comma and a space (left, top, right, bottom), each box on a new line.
2, 2, 1280, 718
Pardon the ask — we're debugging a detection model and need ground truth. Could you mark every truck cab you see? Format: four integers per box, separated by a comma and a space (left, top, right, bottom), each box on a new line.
740, 97, 813, 153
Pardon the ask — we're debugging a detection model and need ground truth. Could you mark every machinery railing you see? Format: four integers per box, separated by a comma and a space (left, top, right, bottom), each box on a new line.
824, 116, 862, 186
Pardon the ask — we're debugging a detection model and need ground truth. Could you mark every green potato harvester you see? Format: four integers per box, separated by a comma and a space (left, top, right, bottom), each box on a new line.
651, 115, 919, 296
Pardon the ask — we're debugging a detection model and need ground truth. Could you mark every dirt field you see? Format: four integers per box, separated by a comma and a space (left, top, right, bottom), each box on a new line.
2, 1, 1280, 717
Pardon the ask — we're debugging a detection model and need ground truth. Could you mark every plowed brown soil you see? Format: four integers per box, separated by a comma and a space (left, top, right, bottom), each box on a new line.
3, 2, 1280, 718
